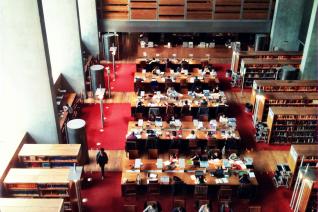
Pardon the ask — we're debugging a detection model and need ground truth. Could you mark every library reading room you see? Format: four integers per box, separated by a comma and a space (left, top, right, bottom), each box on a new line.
1, 0, 318, 212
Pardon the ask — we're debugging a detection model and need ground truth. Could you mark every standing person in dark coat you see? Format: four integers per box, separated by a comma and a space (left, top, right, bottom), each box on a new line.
96, 148, 108, 179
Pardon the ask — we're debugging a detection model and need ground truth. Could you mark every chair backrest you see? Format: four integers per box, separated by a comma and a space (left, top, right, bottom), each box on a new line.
182, 115, 193, 122
123, 205, 136, 212
180, 88, 188, 95
199, 115, 209, 122
207, 137, 217, 148
173, 199, 185, 208
194, 185, 208, 197
189, 139, 198, 148
218, 188, 232, 202
147, 183, 160, 195
125, 141, 137, 151
128, 150, 139, 159
148, 149, 159, 159
168, 148, 179, 156
134, 112, 143, 120
180, 78, 188, 87
249, 205, 262, 212
122, 183, 137, 196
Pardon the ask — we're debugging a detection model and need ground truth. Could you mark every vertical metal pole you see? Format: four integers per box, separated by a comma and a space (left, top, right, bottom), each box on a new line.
107, 68, 111, 98
100, 98, 104, 129
112, 51, 116, 80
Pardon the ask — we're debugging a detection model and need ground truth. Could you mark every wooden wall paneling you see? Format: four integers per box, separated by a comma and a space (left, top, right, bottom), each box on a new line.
159, 6, 185, 15
103, 0, 128, 20
215, 0, 241, 6
187, 0, 213, 20
213, 12, 240, 19
159, 15, 185, 20
103, 5, 128, 11
103, 0, 128, 4
130, 2, 157, 8
103, 12, 129, 20
242, 12, 268, 19
187, 12, 212, 19
242, 0, 270, 19
159, 0, 185, 5
131, 9, 157, 19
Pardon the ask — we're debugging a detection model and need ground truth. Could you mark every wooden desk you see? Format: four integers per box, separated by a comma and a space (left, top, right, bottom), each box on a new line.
59, 93, 76, 129
134, 71, 219, 92
127, 121, 240, 141
121, 158, 258, 188
131, 92, 228, 118
0, 198, 64, 212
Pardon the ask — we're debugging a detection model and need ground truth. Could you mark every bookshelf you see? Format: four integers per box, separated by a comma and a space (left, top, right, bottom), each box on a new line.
18, 144, 81, 168
3, 168, 83, 212
231, 51, 302, 73
253, 92, 318, 123
266, 107, 318, 145
287, 145, 318, 187
250, 80, 318, 107
0, 198, 64, 212
240, 59, 301, 88
290, 167, 317, 212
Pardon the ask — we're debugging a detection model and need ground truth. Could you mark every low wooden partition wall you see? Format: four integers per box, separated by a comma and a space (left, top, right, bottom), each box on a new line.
102, 0, 275, 20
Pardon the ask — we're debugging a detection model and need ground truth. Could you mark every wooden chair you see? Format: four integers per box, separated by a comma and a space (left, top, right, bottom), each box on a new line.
128, 150, 139, 159
182, 115, 193, 122
195, 199, 210, 210
207, 138, 217, 149
180, 88, 188, 95
189, 139, 198, 149
194, 185, 208, 199
125, 141, 137, 157
123, 205, 136, 212
147, 183, 160, 196
249, 205, 262, 212
199, 115, 209, 122
148, 149, 159, 159
122, 183, 137, 197
180, 78, 188, 89
134, 112, 143, 120
218, 187, 232, 203
168, 148, 179, 155
173, 199, 185, 208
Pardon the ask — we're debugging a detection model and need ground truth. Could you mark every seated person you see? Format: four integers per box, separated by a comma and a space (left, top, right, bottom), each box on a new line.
143, 201, 162, 212
192, 77, 202, 93
181, 100, 191, 116
239, 173, 251, 184
167, 86, 178, 98
198, 203, 211, 212
213, 166, 224, 178
136, 101, 145, 113
210, 150, 221, 159
169, 153, 178, 163
191, 152, 200, 162
196, 175, 206, 184
170, 131, 181, 140
186, 130, 197, 139
126, 131, 137, 141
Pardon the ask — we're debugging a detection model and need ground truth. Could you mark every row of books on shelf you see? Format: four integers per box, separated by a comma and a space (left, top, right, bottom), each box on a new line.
268, 100, 316, 104
24, 162, 75, 168
272, 132, 317, 137
270, 137, 317, 144
275, 115, 318, 120
272, 126, 317, 131
262, 86, 318, 92
21, 156, 77, 162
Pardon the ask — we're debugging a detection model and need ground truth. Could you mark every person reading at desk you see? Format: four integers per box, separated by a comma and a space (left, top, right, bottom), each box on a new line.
239, 173, 251, 184
126, 131, 137, 141
169, 153, 178, 163
192, 76, 202, 93
198, 203, 211, 212
181, 100, 191, 117
143, 201, 162, 212
186, 130, 197, 139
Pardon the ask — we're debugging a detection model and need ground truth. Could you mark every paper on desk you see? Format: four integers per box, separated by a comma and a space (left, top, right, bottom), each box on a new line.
249, 172, 256, 178
190, 175, 196, 181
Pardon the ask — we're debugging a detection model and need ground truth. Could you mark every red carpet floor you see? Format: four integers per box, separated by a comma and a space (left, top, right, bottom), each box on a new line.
103, 63, 135, 92
80, 103, 132, 150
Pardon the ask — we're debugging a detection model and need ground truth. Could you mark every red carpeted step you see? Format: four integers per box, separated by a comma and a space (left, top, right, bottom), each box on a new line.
80, 103, 132, 150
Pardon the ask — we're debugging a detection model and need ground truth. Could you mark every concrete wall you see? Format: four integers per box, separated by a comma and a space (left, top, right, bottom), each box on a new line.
0, 0, 60, 143
300, 0, 318, 80
42, 0, 86, 94
78, 0, 100, 56
270, 0, 305, 51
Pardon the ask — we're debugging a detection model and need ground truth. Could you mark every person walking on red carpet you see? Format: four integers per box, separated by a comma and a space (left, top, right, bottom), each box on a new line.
96, 148, 108, 180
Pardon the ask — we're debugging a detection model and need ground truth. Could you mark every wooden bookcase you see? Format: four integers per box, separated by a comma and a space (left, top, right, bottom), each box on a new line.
291, 167, 317, 212
3, 168, 83, 212
266, 107, 318, 144
187, 0, 212, 20
0, 198, 64, 212
231, 51, 302, 73
103, 0, 129, 20
287, 145, 318, 187
240, 58, 301, 88
253, 92, 318, 123
250, 80, 318, 107
18, 144, 81, 168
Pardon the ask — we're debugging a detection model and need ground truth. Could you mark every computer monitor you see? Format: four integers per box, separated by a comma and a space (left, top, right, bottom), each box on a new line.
195, 170, 204, 177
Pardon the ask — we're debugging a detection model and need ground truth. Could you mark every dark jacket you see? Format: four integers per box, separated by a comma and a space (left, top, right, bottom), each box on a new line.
96, 151, 108, 165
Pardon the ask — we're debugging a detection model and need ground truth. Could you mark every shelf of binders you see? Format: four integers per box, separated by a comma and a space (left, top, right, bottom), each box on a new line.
266, 107, 318, 145
252, 92, 318, 123
3, 168, 83, 212
18, 144, 81, 168
250, 80, 318, 107
240, 58, 301, 88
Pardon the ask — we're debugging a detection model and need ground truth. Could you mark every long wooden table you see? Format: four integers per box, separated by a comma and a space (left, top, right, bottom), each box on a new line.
126, 121, 241, 152
127, 121, 240, 141
134, 70, 219, 92
121, 158, 258, 195
131, 92, 228, 118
